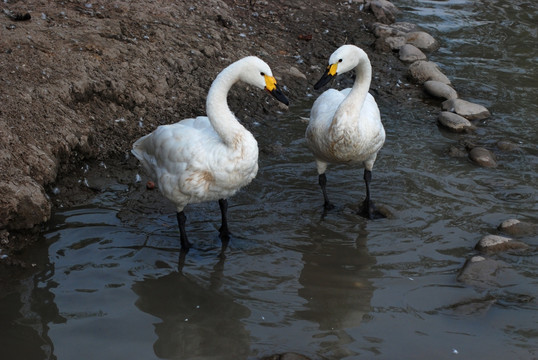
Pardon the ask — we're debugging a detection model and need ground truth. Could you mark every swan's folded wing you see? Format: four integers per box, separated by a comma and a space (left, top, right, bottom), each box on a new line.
309, 89, 345, 124
132, 118, 220, 177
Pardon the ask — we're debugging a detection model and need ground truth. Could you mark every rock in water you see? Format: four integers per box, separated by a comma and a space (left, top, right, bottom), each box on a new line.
424, 80, 458, 100
457, 256, 517, 289
468, 147, 497, 167
405, 31, 439, 51
438, 111, 473, 132
475, 234, 529, 253
442, 99, 491, 120
498, 219, 538, 236
408, 61, 451, 85
399, 44, 427, 62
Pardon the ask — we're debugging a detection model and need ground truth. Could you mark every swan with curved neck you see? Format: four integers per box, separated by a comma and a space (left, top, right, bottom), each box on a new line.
132, 56, 289, 251
306, 45, 386, 219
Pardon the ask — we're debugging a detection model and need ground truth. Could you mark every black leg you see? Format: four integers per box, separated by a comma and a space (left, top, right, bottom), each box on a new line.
218, 199, 231, 242
176, 211, 192, 250
319, 173, 335, 210
360, 169, 381, 220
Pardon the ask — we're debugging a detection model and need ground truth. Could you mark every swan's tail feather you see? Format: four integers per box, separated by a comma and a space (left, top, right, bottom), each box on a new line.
132, 133, 156, 176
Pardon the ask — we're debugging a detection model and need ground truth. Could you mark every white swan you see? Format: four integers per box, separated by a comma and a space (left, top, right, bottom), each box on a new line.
305, 45, 385, 219
132, 56, 289, 250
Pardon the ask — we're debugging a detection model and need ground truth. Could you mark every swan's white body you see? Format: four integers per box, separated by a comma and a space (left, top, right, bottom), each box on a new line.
132, 56, 288, 248
132, 114, 258, 212
306, 45, 385, 173
306, 45, 385, 216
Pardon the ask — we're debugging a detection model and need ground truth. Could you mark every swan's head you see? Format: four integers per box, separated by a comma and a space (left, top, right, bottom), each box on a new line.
314, 45, 366, 90
238, 56, 289, 106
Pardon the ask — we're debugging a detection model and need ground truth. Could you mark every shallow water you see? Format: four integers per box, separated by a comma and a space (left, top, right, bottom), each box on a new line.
2, 1, 537, 359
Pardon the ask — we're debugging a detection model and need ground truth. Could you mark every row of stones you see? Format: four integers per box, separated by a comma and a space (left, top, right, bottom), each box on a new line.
366, 0, 536, 298
367, 0, 503, 168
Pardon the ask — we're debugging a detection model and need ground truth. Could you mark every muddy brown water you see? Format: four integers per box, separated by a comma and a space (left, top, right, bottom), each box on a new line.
2, 1, 537, 359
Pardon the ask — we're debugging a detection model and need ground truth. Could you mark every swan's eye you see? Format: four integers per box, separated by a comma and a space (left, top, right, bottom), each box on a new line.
260, 72, 265, 76
338, 59, 343, 63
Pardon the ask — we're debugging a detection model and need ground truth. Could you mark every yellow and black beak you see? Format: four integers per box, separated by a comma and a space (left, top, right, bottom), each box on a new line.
314, 62, 338, 90
264, 74, 289, 106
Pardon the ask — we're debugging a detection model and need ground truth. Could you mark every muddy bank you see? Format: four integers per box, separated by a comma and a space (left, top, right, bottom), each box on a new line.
0, 0, 419, 261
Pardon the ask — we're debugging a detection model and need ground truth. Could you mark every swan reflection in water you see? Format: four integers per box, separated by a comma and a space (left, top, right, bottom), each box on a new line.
132, 258, 251, 360
295, 223, 378, 358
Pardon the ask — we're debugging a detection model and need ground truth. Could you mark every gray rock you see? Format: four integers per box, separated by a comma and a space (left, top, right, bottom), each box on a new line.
475, 234, 529, 253
369, 0, 400, 24
438, 111, 473, 132
408, 61, 451, 85
372, 22, 404, 38
384, 35, 406, 50
424, 80, 458, 100
468, 147, 497, 167
390, 22, 419, 34
399, 44, 427, 62
441, 99, 491, 120
372, 22, 419, 38
498, 219, 538, 236
405, 31, 439, 51
457, 256, 518, 289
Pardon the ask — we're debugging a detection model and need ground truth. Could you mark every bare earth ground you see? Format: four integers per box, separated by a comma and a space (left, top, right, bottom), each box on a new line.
0, 0, 419, 265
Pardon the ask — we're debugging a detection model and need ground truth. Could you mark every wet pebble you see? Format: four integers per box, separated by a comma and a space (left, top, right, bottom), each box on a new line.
399, 44, 427, 62
408, 61, 451, 85
498, 219, 538, 237
424, 80, 458, 100
468, 147, 497, 167
405, 31, 439, 52
475, 234, 529, 253
457, 256, 518, 289
438, 111, 474, 132
447, 145, 467, 158
441, 98, 491, 120
496, 140, 520, 151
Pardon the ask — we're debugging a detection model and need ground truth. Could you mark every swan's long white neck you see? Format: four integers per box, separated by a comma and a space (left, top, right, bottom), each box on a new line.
333, 53, 372, 125
206, 61, 248, 146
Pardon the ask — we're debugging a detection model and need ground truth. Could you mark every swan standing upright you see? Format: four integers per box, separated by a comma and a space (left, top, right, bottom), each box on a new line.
306, 45, 385, 219
132, 56, 289, 251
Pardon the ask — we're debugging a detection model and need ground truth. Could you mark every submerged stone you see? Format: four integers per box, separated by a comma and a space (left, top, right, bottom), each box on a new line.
475, 234, 529, 253
496, 140, 520, 151
441, 98, 491, 120
424, 80, 457, 100
408, 61, 451, 85
448, 145, 467, 158
457, 256, 518, 289
468, 147, 497, 167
